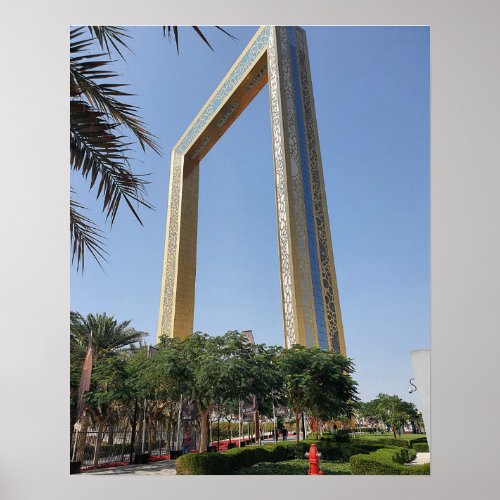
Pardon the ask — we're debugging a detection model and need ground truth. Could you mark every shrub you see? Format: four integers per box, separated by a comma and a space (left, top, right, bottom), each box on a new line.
239, 459, 352, 475
412, 443, 429, 453
353, 437, 411, 448
175, 443, 298, 475
350, 447, 429, 475
175, 440, 379, 475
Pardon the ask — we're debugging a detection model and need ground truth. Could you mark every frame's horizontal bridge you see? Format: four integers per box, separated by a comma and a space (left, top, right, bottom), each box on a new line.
182, 53, 268, 177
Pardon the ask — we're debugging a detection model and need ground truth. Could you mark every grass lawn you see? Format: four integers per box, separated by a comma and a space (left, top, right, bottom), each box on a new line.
238, 459, 352, 475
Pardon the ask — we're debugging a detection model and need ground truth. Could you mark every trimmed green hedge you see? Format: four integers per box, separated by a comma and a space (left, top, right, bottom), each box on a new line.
175, 441, 382, 475
175, 443, 296, 475
353, 436, 428, 450
412, 443, 429, 453
350, 447, 430, 475
239, 459, 352, 475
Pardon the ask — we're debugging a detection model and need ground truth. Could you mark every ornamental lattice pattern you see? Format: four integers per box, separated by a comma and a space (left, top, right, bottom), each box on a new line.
277, 27, 316, 346
268, 28, 296, 348
296, 30, 341, 353
158, 152, 183, 337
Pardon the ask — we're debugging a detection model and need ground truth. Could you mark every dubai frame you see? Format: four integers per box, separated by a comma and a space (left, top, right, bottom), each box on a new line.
157, 26, 346, 355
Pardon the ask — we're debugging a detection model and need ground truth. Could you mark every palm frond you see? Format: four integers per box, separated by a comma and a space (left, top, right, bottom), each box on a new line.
191, 26, 214, 52
71, 99, 153, 225
70, 42, 160, 154
70, 197, 108, 271
70, 28, 158, 271
162, 25, 236, 53
87, 26, 131, 59
214, 26, 237, 40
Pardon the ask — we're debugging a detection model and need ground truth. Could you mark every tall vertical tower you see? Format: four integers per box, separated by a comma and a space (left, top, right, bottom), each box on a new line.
157, 26, 346, 355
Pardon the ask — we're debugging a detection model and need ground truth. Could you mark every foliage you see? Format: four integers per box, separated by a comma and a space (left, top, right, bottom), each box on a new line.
84, 355, 132, 419
359, 394, 420, 438
277, 345, 358, 440
70, 312, 146, 423
175, 442, 297, 475
162, 26, 236, 53
175, 439, 383, 475
156, 331, 285, 451
238, 459, 352, 475
70, 27, 159, 271
350, 447, 430, 475
353, 435, 428, 450
412, 442, 429, 452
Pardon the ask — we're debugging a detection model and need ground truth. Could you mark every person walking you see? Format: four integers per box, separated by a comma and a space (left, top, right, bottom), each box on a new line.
182, 430, 191, 455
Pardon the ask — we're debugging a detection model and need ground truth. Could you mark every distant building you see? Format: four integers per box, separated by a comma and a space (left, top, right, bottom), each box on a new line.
242, 330, 255, 344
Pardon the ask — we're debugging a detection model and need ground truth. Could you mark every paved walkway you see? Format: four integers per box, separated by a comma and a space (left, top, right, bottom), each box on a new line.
85, 460, 177, 475
407, 452, 430, 465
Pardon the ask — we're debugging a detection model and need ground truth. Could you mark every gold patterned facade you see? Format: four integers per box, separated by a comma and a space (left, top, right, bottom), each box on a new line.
157, 26, 346, 355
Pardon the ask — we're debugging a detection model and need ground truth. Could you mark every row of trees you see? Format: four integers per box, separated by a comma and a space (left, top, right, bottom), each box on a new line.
356, 394, 423, 437
70, 312, 359, 461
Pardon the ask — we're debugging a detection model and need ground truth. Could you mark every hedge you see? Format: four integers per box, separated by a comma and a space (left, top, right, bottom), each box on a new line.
239, 459, 352, 475
353, 436, 428, 450
175, 442, 297, 474
175, 441, 382, 475
412, 443, 429, 453
350, 447, 430, 475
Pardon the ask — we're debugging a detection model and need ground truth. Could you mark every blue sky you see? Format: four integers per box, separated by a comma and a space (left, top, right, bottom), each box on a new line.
71, 26, 429, 403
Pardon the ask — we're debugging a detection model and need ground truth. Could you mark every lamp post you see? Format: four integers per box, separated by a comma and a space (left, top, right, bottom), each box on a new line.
408, 378, 417, 394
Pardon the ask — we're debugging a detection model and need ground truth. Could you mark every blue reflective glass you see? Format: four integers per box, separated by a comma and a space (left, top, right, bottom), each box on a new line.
288, 28, 328, 350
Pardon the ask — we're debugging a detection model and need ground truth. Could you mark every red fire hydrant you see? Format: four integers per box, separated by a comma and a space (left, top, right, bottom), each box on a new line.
305, 443, 323, 475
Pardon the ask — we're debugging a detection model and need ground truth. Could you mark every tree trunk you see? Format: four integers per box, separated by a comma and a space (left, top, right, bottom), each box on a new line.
392, 427, 397, 439
93, 421, 105, 468
136, 409, 144, 453
74, 414, 89, 462
148, 418, 152, 452
254, 411, 260, 443
108, 425, 114, 445
198, 407, 209, 452
295, 410, 300, 442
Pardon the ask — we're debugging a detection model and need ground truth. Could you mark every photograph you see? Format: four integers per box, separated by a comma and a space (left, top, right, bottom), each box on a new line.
69, 24, 430, 476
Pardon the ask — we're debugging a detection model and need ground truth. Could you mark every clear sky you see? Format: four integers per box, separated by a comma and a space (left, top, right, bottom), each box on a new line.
71, 26, 429, 404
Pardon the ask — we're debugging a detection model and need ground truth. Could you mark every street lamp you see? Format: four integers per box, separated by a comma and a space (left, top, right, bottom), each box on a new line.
408, 378, 417, 394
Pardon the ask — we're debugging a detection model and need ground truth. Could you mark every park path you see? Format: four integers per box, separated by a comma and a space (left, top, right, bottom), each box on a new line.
407, 452, 430, 465
84, 460, 176, 475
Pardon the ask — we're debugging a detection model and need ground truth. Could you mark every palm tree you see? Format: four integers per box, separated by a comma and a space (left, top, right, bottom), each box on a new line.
70, 311, 147, 461
70, 311, 147, 360
70, 26, 236, 271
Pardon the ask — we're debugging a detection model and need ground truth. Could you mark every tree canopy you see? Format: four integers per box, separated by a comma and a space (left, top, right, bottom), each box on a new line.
277, 345, 358, 441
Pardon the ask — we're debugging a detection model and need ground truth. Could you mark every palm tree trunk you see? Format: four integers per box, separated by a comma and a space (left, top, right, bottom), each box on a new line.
74, 414, 89, 462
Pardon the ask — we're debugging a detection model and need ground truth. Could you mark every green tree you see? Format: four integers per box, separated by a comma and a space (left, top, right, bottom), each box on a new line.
277, 345, 358, 442
368, 393, 419, 438
84, 355, 132, 466
70, 312, 146, 460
